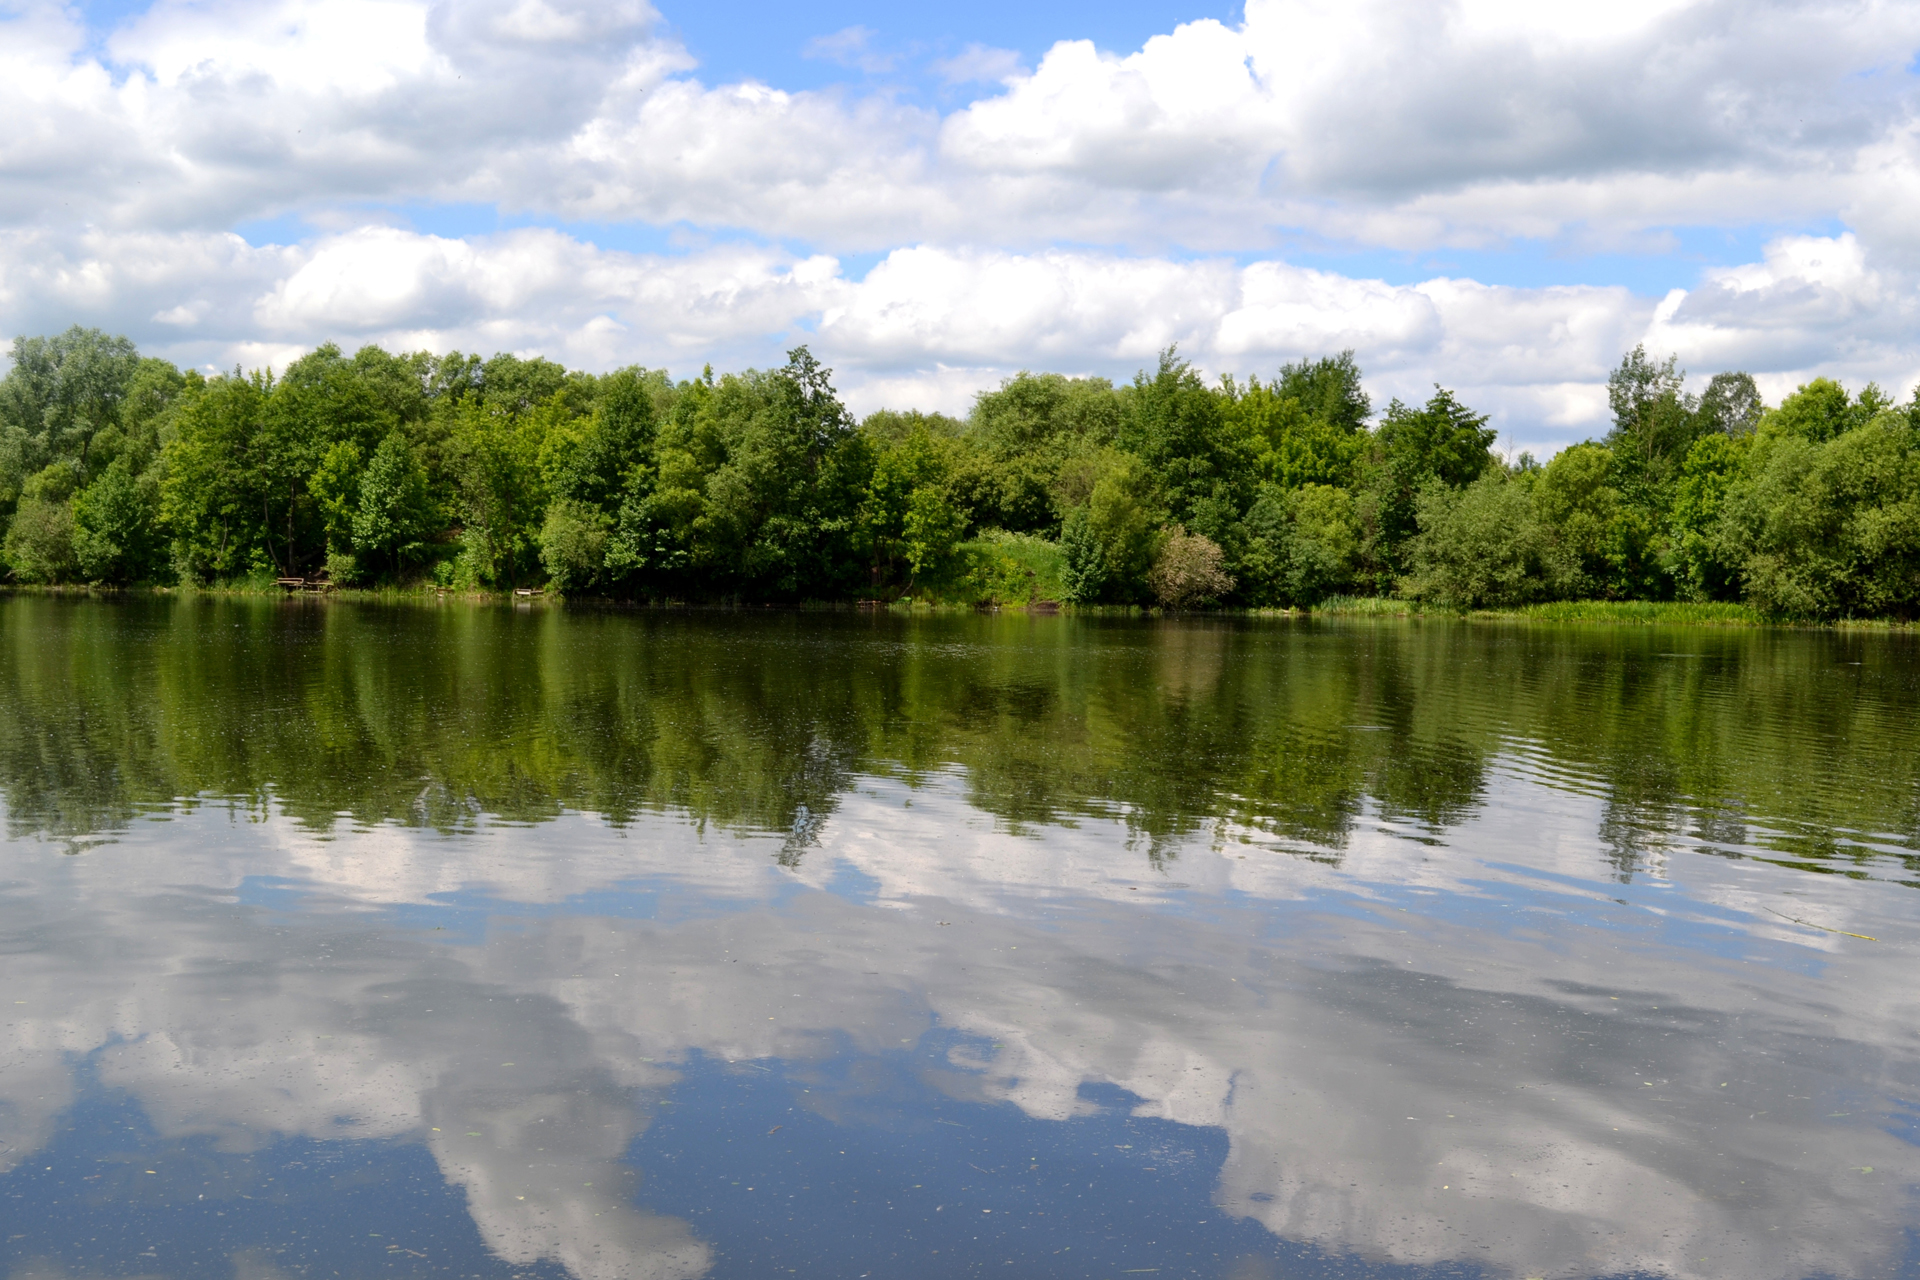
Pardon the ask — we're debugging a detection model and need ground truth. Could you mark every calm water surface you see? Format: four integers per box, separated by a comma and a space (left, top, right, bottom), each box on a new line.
2, 597, 1919, 1280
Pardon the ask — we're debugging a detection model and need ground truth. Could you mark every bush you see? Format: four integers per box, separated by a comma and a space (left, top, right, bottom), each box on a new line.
1148, 525, 1233, 608
4, 496, 77, 583
1402, 472, 1567, 609
3, 463, 81, 583
539, 498, 611, 594
1716, 412, 1920, 619
72, 459, 163, 583
1238, 483, 1359, 606
941, 530, 1065, 606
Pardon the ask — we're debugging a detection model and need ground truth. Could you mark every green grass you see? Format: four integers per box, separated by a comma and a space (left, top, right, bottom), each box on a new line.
1312, 594, 1421, 617
1313, 595, 1767, 626
1475, 599, 1764, 625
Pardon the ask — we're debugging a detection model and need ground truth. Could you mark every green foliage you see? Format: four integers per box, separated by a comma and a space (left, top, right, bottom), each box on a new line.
1238, 483, 1359, 606
1668, 433, 1750, 600
1224, 353, 1368, 491
1402, 471, 1565, 609
1697, 372, 1762, 437
160, 370, 273, 583
447, 397, 548, 589
1532, 441, 1647, 598
857, 424, 969, 594
352, 432, 435, 579
967, 371, 1123, 532
1759, 377, 1884, 444
1058, 451, 1164, 604
1357, 386, 1497, 588
1119, 349, 1253, 549
1059, 507, 1105, 603
0, 327, 142, 474
3, 464, 81, 583
539, 498, 612, 594
72, 459, 162, 583
2, 324, 1916, 619
1717, 412, 1920, 619
1606, 345, 1710, 486
948, 530, 1066, 605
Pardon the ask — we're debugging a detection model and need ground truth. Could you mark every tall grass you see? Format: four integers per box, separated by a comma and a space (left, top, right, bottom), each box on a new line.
1313, 595, 1766, 626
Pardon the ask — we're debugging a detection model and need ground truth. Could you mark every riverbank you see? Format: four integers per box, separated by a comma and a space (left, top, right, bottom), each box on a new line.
7, 581, 1915, 629
1312, 595, 1917, 629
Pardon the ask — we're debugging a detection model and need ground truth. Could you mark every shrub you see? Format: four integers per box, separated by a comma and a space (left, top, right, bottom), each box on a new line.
1716, 412, 1920, 619
3, 463, 81, 583
539, 498, 611, 594
1148, 525, 1233, 608
1402, 472, 1567, 609
1238, 483, 1359, 606
72, 459, 163, 583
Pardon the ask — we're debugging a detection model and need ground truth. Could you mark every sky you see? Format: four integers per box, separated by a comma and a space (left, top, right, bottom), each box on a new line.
5, 0, 1920, 453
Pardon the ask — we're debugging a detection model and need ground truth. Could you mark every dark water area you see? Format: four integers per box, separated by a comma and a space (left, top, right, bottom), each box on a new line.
2, 596, 1919, 1280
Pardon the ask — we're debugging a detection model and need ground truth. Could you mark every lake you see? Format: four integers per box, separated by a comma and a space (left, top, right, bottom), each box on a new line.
1, 596, 1917, 1280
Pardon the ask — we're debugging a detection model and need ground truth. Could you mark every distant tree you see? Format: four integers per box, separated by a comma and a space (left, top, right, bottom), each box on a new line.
1403, 471, 1565, 609
1237, 483, 1359, 607
1605, 345, 1709, 486
1355, 386, 1495, 588
352, 432, 435, 579
1696, 372, 1762, 437
1274, 350, 1371, 434
2, 463, 81, 583
1717, 408, 1920, 618
72, 458, 162, 583
160, 370, 272, 583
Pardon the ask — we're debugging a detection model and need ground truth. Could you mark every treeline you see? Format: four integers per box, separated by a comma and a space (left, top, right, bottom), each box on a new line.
2, 327, 1917, 618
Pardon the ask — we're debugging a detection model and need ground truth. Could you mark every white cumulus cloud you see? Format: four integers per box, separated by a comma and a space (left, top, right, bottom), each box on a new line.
0, 0, 1916, 445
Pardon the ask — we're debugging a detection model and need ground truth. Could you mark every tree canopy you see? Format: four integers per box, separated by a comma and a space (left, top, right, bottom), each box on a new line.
3, 327, 1917, 620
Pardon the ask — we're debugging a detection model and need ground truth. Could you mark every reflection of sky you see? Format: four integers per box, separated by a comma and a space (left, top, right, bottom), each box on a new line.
1, 757, 1918, 1280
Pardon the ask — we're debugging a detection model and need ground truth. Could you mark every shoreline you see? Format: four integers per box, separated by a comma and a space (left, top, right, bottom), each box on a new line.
3, 582, 1914, 630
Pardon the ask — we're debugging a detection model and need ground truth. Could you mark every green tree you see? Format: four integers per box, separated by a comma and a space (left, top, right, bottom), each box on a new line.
1356, 386, 1496, 588
1532, 442, 1627, 597
352, 432, 435, 580
1696, 371, 1762, 437
1237, 483, 1360, 607
539, 498, 612, 593
1717, 410, 1920, 618
2, 463, 81, 583
1667, 433, 1750, 600
447, 397, 548, 588
858, 425, 969, 594
1222, 352, 1371, 499
256, 343, 395, 575
160, 370, 271, 583
1759, 378, 1888, 444
72, 458, 162, 583
1118, 348, 1254, 550
1606, 346, 1708, 486
0, 327, 142, 473
1057, 452, 1164, 603
1402, 471, 1565, 609
966, 372, 1123, 533
309, 440, 364, 574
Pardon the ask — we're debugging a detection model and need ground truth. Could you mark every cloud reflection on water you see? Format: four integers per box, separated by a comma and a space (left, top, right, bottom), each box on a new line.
0, 762, 1916, 1280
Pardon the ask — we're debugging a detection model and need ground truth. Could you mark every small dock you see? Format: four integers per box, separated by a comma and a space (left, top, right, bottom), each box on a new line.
275, 577, 334, 593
